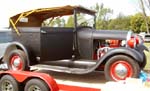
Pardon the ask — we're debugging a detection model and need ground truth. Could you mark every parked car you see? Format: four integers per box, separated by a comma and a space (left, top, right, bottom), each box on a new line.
0, 5, 148, 81
139, 32, 150, 42
144, 34, 150, 42
0, 30, 12, 62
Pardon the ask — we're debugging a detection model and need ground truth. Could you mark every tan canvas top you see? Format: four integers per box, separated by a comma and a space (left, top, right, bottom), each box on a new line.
9, 5, 95, 35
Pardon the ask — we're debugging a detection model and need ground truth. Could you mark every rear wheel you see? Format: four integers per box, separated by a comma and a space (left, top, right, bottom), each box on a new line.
0, 75, 20, 91
24, 78, 49, 91
104, 55, 140, 81
7, 50, 28, 71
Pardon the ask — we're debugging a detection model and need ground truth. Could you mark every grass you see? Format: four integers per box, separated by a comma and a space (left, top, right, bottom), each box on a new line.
144, 43, 150, 70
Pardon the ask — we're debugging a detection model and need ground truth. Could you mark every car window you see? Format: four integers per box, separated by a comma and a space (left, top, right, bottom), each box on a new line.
42, 15, 74, 27
76, 13, 94, 27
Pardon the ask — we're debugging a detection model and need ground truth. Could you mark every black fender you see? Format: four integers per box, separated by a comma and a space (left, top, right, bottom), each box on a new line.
77, 47, 143, 74
2, 42, 30, 66
99, 47, 143, 64
85, 47, 143, 73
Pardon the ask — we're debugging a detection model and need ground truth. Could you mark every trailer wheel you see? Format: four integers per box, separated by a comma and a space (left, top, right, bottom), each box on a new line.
7, 50, 28, 71
0, 75, 20, 91
24, 78, 49, 91
104, 55, 140, 81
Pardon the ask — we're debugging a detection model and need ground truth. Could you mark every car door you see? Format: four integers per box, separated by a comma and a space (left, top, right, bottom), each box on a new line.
41, 27, 74, 61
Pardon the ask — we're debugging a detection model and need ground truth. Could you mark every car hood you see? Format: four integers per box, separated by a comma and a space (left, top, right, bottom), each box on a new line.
92, 30, 130, 40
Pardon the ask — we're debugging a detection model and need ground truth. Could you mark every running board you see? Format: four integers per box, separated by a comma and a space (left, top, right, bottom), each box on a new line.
40, 59, 97, 69
30, 64, 92, 74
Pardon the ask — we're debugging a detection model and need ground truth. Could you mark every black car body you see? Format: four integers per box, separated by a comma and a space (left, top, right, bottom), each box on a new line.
0, 5, 148, 81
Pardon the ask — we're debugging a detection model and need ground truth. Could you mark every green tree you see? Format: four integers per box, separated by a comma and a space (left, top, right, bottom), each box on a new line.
108, 13, 131, 30
65, 16, 74, 27
42, 17, 66, 27
130, 13, 147, 33
91, 3, 113, 29
50, 17, 65, 27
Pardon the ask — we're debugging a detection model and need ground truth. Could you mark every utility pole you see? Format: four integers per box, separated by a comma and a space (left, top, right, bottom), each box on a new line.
140, 0, 149, 33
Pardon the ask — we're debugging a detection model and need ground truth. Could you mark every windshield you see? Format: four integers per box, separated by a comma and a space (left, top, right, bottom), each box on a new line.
76, 13, 95, 28
42, 10, 95, 28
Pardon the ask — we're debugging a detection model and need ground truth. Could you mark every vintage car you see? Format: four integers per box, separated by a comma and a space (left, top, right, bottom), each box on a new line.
0, 5, 148, 81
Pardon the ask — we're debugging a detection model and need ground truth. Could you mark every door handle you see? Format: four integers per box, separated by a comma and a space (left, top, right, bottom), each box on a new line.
41, 30, 46, 34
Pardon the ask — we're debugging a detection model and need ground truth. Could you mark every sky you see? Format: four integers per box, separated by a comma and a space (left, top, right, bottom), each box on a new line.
0, 0, 139, 28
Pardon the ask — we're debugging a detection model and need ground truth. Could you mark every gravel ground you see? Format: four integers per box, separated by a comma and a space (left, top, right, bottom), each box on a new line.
35, 70, 150, 91
37, 70, 107, 89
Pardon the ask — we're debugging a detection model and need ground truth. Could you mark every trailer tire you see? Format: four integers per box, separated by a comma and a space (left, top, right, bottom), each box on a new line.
0, 75, 20, 91
24, 78, 49, 91
7, 49, 28, 71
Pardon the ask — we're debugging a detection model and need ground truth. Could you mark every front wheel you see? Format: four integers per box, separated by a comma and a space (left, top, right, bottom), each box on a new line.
104, 55, 140, 81
7, 50, 28, 71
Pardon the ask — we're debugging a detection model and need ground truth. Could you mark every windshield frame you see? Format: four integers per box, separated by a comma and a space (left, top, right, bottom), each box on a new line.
74, 8, 96, 31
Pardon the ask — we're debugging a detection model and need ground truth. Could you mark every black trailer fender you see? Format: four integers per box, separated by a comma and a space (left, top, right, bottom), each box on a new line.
99, 47, 143, 64
2, 42, 30, 66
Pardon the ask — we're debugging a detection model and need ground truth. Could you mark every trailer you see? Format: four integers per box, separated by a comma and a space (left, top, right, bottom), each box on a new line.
0, 70, 100, 91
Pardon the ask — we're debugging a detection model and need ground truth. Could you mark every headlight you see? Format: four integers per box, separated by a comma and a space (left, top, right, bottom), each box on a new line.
127, 37, 136, 48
